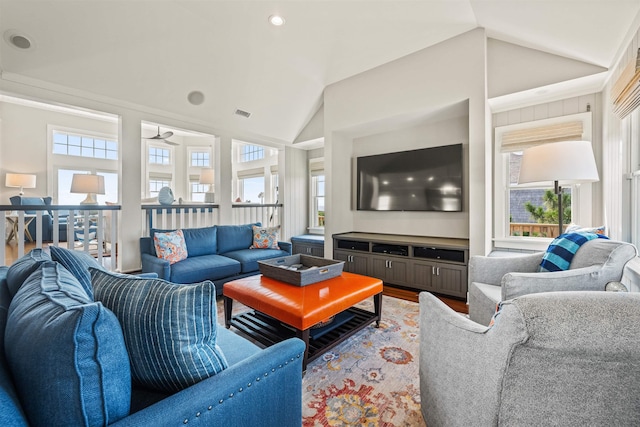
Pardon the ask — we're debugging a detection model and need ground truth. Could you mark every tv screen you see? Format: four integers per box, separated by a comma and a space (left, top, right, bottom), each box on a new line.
357, 144, 463, 212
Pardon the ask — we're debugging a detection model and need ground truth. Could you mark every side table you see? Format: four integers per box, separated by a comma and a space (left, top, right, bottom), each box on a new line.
5, 214, 36, 244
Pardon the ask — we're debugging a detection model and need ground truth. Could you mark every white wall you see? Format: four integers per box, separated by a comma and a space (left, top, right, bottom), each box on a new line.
0, 101, 118, 204
323, 28, 490, 256
350, 115, 469, 236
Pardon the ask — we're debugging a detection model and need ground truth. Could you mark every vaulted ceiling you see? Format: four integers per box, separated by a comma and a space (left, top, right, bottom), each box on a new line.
1, 1, 639, 145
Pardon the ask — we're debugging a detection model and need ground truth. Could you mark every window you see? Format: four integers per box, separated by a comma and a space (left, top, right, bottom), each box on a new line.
57, 169, 118, 205
53, 131, 118, 160
312, 174, 325, 228
191, 151, 210, 167
309, 159, 325, 231
507, 152, 570, 238
494, 112, 593, 248
149, 147, 170, 165
49, 126, 119, 204
190, 182, 208, 202
239, 176, 265, 203
149, 179, 171, 197
240, 145, 264, 162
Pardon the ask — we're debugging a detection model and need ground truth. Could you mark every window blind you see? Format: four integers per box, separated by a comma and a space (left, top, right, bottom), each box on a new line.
611, 48, 640, 119
237, 167, 264, 179
500, 121, 583, 153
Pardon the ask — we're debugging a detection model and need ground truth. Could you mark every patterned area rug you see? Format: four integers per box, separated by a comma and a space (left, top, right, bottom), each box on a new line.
218, 295, 424, 427
302, 296, 424, 427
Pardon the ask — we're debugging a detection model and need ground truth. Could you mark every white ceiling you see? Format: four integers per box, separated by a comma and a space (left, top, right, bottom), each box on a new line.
1, 1, 639, 145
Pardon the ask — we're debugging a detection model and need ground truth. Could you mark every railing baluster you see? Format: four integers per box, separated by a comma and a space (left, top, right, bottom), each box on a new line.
17, 211, 25, 258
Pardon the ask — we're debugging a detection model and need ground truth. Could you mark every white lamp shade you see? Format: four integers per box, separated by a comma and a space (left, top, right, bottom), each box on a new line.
518, 141, 600, 186
70, 174, 105, 195
5, 173, 36, 189
199, 168, 215, 185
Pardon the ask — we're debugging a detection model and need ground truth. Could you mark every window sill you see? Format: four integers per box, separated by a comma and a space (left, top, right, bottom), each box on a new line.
493, 237, 552, 252
307, 227, 324, 235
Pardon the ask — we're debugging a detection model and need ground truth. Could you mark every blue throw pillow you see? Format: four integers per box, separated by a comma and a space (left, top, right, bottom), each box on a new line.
5, 262, 131, 427
90, 268, 229, 392
539, 232, 609, 272
50, 246, 104, 299
5, 248, 51, 297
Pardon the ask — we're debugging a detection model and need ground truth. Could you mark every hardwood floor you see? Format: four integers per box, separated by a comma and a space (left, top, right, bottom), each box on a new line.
383, 284, 468, 314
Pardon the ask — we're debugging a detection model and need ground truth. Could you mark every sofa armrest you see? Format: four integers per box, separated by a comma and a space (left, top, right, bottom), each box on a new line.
278, 241, 292, 255
111, 338, 305, 427
501, 265, 603, 300
140, 253, 170, 281
469, 252, 543, 286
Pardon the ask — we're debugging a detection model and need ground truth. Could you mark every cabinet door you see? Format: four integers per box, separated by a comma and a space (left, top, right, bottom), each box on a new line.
370, 256, 390, 281
434, 264, 468, 298
310, 246, 324, 257
334, 250, 368, 275
370, 255, 410, 286
411, 260, 437, 292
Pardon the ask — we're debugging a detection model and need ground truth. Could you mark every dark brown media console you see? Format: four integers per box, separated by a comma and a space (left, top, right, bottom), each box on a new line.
333, 232, 469, 299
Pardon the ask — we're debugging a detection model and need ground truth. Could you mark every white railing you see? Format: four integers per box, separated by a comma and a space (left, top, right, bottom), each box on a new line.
141, 204, 220, 235
1, 204, 120, 270
140, 203, 283, 236
232, 203, 282, 228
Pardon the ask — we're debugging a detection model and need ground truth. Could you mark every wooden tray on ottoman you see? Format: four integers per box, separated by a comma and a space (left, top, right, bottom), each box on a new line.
258, 254, 344, 286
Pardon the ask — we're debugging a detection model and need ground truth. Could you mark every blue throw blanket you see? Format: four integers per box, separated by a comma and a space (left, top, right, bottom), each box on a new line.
539, 232, 609, 272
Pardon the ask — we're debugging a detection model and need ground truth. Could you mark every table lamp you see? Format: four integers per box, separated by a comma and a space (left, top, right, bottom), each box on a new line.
518, 140, 599, 236
199, 168, 215, 203
5, 173, 36, 195
70, 173, 105, 204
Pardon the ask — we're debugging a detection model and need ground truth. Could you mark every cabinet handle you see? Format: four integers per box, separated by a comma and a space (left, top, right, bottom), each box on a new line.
432, 266, 435, 275
436, 267, 440, 276
389, 260, 392, 268
385, 260, 388, 268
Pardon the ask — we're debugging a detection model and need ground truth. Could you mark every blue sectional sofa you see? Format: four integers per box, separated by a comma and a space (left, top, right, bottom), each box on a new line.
0, 249, 305, 427
140, 223, 291, 294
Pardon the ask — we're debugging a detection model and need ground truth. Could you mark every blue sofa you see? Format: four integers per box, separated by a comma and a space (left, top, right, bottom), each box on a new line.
140, 223, 291, 294
0, 249, 305, 427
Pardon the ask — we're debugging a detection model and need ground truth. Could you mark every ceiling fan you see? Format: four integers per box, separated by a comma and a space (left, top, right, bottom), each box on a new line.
146, 126, 178, 145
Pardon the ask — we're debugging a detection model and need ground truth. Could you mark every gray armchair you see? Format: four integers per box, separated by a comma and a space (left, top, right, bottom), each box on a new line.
468, 239, 637, 325
419, 291, 640, 427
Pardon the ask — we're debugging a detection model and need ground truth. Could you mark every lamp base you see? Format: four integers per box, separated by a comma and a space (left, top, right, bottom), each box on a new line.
205, 192, 215, 203
80, 193, 98, 205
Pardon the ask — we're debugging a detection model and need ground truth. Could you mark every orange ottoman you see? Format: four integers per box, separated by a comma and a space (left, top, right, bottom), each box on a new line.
224, 272, 383, 369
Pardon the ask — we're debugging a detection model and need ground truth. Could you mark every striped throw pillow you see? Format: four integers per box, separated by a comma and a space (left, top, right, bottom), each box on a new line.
90, 268, 228, 392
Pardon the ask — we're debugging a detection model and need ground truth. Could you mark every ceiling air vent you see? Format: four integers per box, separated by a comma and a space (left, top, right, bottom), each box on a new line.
234, 109, 251, 118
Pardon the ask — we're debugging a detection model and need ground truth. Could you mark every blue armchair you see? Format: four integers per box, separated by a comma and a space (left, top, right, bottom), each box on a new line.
8, 196, 69, 242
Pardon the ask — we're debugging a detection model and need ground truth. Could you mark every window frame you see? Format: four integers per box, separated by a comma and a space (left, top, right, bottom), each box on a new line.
493, 112, 594, 251
47, 125, 119, 203
308, 158, 325, 234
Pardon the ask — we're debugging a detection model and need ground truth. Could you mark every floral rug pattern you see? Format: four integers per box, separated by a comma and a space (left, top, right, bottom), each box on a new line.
218, 295, 424, 427
301, 296, 425, 427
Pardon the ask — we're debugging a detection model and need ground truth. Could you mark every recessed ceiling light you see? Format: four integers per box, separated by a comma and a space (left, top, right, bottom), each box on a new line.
3, 30, 34, 50
268, 15, 285, 26
187, 91, 205, 106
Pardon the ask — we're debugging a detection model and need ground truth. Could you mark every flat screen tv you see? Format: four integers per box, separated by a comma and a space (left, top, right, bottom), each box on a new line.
357, 144, 463, 212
